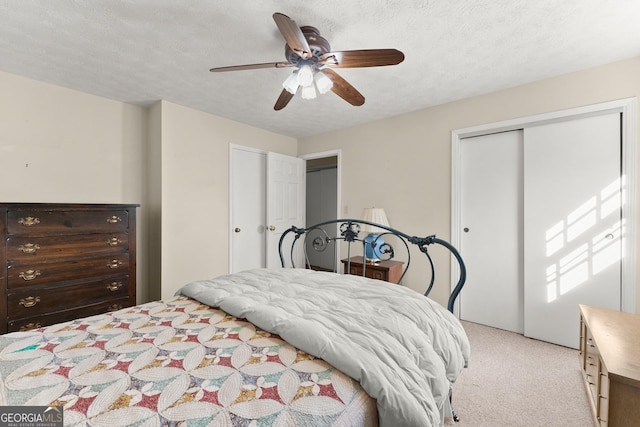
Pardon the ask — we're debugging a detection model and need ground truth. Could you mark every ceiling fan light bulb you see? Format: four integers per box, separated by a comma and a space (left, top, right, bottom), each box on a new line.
282, 71, 299, 94
301, 83, 317, 100
314, 71, 333, 94
297, 64, 315, 87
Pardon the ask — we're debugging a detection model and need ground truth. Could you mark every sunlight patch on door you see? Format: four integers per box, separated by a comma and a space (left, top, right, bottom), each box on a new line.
545, 221, 564, 256
558, 244, 589, 295
545, 177, 623, 303
567, 197, 597, 242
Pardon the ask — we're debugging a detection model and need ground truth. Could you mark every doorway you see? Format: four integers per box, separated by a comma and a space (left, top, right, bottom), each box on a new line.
301, 150, 342, 270
229, 145, 305, 273
306, 156, 338, 270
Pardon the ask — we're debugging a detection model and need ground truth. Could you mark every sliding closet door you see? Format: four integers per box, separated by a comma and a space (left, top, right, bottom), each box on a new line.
523, 113, 621, 348
459, 130, 524, 333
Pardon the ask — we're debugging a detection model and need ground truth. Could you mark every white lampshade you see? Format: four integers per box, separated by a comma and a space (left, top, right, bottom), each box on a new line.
301, 83, 317, 100
360, 207, 390, 233
282, 70, 299, 94
314, 70, 333, 94
297, 64, 315, 87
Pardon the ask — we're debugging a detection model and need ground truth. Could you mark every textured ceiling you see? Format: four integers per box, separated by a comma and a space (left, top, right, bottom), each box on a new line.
1, 1, 639, 138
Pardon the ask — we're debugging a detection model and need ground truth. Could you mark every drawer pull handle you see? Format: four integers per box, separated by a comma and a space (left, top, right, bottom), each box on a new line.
107, 260, 122, 269
107, 216, 122, 224
107, 282, 123, 291
19, 322, 42, 331
109, 304, 123, 311
18, 217, 40, 227
19, 243, 41, 254
19, 296, 41, 308
107, 237, 121, 247
19, 270, 41, 281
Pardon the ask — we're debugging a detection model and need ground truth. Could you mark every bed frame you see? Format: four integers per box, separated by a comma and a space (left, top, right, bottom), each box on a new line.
278, 218, 467, 313
279, 218, 467, 422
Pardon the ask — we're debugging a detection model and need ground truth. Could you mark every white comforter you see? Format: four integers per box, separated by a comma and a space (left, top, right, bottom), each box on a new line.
178, 268, 470, 427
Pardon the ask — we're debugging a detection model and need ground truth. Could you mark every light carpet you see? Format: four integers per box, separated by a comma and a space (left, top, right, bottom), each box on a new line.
444, 321, 593, 427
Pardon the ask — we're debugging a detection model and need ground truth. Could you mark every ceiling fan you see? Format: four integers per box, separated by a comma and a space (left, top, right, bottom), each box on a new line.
210, 13, 405, 110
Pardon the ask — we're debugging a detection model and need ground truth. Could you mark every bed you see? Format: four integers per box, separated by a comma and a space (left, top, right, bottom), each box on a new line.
0, 219, 470, 427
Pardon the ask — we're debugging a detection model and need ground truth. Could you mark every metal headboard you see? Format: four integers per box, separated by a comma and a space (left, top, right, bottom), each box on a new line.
278, 219, 466, 313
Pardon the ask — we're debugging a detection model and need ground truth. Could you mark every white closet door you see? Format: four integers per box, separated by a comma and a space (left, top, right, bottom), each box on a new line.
524, 113, 621, 348
230, 147, 266, 273
459, 130, 524, 333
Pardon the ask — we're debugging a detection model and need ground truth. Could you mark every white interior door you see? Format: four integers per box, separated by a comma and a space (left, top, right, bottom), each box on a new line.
230, 147, 266, 273
523, 113, 621, 348
459, 130, 524, 333
266, 152, 306, 268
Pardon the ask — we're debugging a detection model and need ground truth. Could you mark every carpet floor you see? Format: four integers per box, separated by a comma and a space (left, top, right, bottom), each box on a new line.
444, 321, 593, 427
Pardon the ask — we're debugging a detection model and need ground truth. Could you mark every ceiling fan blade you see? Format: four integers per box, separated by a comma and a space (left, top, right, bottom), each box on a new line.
274, 89, 295, 110
322, 69, 365, 106
210, 62, 292, 72
273, 13, 312, 59
321, 49, 405, 68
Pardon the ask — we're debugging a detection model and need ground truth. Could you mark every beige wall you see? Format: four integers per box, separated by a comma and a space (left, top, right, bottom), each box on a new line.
0, 70, 149, 301
155, 101, 297, 298
0, 71, 146, 204
299, 56, 640, 310
0, 72, 297, 303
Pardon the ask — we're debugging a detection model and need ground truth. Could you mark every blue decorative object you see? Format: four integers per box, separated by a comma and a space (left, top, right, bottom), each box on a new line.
364, 233, 385, 261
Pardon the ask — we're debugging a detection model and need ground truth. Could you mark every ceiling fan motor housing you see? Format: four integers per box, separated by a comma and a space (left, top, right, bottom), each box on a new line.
285, 26, 331, 68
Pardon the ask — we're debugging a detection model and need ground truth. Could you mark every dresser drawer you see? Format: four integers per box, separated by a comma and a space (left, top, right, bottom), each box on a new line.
349, 265, 387, 281
7, 276, 130, 319
599, 366, 610, 426
0, 203, 137, 335
7, 253, 130, 288
6, 232, 129, 262
7, 209, 129, 235
7, 297, 132, 332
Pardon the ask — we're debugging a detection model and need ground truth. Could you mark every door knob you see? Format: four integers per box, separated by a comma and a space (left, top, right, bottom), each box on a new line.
234, 227, 241, 233
268, 225, 276, 231
463, 227, 470, 232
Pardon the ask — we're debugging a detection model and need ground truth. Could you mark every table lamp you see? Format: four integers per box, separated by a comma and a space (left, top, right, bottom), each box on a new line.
360, 207, 390, 262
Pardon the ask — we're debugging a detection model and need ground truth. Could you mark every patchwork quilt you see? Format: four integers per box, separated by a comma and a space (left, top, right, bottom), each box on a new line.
0, 296, 376, 426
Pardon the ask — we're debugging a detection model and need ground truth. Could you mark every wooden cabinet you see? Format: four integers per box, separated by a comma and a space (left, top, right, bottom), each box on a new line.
341, 256, 404, 284
0, 203, 138, 333
579, 304, 640, 426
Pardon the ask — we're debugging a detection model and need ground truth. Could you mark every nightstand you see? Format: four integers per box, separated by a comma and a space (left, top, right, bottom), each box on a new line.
341, 256, 404, 284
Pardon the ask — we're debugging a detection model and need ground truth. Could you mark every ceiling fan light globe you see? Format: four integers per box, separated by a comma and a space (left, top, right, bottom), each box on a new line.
301, 83, 317, 100
297, 64, 315, 87
314, 71, 333, 94
282, 71, 299, 94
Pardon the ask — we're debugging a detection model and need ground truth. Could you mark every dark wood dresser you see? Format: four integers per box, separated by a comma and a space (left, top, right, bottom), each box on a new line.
0, 203, 138, 333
